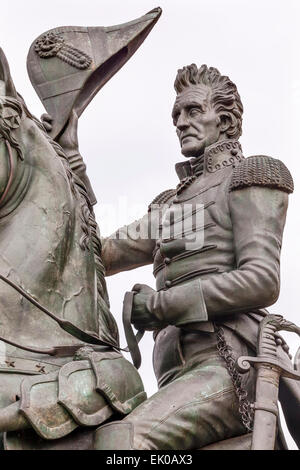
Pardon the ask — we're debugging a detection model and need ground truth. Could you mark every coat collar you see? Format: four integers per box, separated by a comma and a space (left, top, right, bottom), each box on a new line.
175, 139, 244, 181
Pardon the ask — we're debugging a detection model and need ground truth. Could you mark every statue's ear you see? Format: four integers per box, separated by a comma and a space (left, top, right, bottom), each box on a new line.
0, 48, 18, 98
219, 112, 233, 135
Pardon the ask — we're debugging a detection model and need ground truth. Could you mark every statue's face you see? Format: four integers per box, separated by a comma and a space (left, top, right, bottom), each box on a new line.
172, 85, 220, 158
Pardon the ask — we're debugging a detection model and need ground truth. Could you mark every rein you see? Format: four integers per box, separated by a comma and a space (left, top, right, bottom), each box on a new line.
0, 111, 143, 368
0, 273, 143, 367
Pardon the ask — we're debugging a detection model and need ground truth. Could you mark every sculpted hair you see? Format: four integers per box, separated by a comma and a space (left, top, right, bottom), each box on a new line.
0, 96, 23, 159
174, 64, 243, 139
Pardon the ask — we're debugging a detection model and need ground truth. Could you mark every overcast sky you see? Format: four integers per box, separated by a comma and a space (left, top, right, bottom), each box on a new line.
1, 0, 299, 449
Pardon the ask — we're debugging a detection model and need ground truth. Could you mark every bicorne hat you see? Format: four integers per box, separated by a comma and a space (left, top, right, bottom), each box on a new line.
27, 8, 162, 139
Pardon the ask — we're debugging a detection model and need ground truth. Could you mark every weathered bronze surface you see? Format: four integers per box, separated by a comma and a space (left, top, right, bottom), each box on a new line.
0, 8, 163, 450
98, 64, 300, 449
0, 8, 299, 451
237, 315, 300, 450
27, 8, 162, 140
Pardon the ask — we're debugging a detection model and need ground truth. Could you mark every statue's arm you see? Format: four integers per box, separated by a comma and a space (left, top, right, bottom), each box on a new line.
132, 159, 293, 329
42, 112, 97, 205
101, 212, 156, 275
101, 190, 175, 276
198, 184, 289, 319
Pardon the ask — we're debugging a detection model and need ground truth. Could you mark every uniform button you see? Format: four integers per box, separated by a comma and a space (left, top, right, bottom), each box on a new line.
164, 257, 171, 265
165, 280, 172, 288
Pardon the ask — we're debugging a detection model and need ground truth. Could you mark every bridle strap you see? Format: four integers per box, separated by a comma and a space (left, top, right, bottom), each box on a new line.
122, 291, 144, 369
0, 273, 143, 363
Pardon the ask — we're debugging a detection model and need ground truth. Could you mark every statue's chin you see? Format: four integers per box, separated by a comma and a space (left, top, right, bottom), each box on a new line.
180, 138, 207, 158
181, 147, 205, 159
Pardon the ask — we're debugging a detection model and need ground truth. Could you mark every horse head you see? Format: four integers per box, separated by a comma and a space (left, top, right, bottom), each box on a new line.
0, 49, 119, 361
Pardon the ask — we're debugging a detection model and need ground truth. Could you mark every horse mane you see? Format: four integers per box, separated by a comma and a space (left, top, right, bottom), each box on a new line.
15, 94, 119, 347
0, 96, 24, 160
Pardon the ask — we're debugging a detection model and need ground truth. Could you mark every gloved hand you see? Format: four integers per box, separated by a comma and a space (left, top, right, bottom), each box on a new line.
41, 110, 79, 155
131, 278, 207, 330
40, 112, 53, 133
131, 283, 167, 331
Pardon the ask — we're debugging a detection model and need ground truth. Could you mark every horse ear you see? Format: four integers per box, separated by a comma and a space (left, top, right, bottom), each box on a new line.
0, 48, 18, 98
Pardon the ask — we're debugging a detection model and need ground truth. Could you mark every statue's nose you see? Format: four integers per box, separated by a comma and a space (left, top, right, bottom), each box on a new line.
177, 111, 189, 130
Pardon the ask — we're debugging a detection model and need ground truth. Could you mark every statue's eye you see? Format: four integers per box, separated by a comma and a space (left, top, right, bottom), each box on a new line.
189, 107, 202, 117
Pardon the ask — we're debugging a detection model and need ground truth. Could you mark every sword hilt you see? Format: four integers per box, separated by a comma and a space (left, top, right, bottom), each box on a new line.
236, 314, 300, 381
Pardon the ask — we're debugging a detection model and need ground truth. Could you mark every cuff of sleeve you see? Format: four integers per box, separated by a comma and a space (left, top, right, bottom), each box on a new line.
151, 279, 208, 326
175, 279, 208, 326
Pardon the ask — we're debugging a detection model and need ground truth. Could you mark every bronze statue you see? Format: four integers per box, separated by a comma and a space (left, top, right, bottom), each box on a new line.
0, 7, 299, 450
0, 9, 161, 450
93, 64, 300, 450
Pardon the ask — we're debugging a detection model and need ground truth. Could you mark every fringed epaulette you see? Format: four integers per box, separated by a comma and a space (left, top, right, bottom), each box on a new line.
148, 189, 176, 212
229, 155, 294, 194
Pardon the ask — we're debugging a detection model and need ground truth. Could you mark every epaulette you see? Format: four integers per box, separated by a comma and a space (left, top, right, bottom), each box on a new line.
148, 189, 176, 212
229, 155, 294, 194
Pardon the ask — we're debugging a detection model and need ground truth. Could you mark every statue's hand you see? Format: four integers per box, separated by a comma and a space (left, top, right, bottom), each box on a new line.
57, 110, 79, 156
41, 111, 97, 205
131, 283, 166, 331
41, 113, 53, 133
41, 110, 79, 156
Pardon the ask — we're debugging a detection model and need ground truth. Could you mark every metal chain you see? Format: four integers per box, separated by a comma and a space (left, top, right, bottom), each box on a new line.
216, 325, 254, 432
